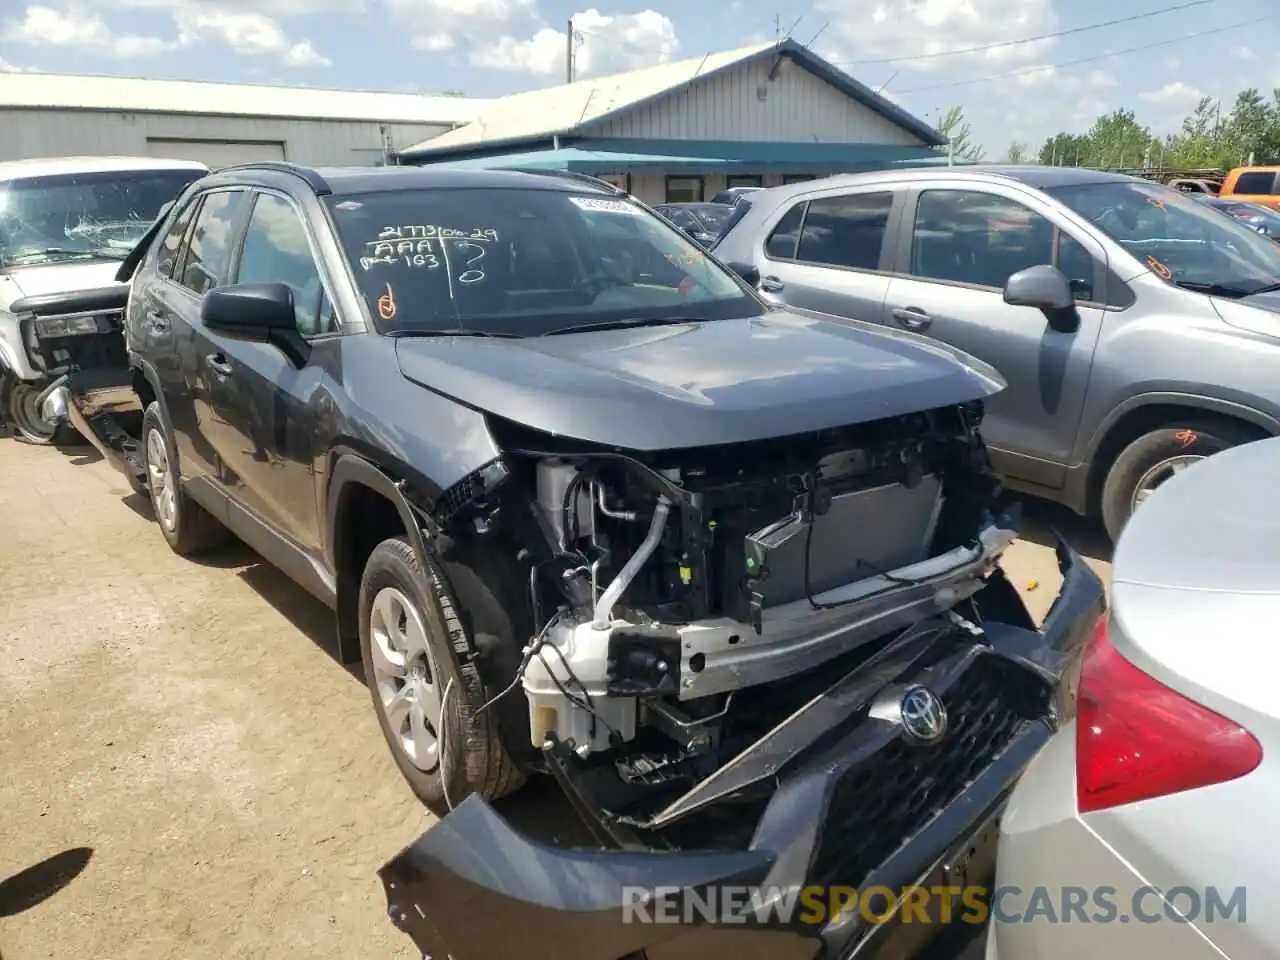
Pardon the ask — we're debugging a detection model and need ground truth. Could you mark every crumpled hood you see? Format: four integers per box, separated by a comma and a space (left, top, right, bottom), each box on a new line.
1, 261, 125, 309
394, 310, 1006, 450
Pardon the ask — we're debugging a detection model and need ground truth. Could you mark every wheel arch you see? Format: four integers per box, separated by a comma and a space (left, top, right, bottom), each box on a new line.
327, 452, 438, 663
1082, 393, 1278, 514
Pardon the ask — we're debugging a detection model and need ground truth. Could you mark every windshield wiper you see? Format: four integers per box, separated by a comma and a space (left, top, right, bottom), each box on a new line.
1244, 281, 1280, 296
1172, 280, 1256, 299
386, 328, 522, 339
6, 247, 127, 264
542, 317, 699, 337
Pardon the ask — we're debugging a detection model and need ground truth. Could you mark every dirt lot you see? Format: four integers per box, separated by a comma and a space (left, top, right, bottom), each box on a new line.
0, 435, 1112, 960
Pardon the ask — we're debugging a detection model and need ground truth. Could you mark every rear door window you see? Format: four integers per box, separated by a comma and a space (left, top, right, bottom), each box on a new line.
156, 197, 199, 279
764, 203, 806, 259
795, 192, 894, 271
1232, 171, 1278, 195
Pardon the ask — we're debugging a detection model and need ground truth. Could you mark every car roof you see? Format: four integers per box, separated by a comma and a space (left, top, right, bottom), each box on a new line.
743, 164, 1138, 204
0, 156, 208, 182
196, 162, 621, 197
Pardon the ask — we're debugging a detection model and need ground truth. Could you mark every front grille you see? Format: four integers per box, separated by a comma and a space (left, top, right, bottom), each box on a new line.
810, 653, 1046, 886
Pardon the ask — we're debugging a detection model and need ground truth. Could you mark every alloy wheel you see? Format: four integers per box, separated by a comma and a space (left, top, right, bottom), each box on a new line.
369, 586, 443, 772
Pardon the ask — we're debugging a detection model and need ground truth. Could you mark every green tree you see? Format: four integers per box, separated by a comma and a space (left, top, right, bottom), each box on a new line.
1038, 132, 1090, 166
1085, 109, 1153, 168
935, 105, 985, 161
1005, 141, 1028, 164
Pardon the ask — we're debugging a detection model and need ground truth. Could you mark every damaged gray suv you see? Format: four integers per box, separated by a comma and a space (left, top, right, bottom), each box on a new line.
33, 163, 1105, 960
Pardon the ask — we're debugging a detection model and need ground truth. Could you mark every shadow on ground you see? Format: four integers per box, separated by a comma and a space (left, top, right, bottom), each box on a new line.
1015, 497, 1113, 566
0, 847, 93, 918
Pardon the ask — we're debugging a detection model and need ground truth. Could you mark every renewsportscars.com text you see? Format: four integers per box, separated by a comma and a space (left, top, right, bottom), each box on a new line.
621, 884, 1247, 926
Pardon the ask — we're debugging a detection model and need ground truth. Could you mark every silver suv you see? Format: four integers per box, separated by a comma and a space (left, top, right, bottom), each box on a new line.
714, 166, 1280, 540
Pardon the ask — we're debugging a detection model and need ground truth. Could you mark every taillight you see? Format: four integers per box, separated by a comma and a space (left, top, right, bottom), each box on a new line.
1075, 616, 1262, 813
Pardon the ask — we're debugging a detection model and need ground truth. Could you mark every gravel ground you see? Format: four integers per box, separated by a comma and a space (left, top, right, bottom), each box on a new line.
0, 434, 1111, 959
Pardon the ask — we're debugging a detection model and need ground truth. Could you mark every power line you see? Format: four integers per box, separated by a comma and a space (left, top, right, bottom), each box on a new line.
827, 0, 1216, 66
896, 15, 1274, 94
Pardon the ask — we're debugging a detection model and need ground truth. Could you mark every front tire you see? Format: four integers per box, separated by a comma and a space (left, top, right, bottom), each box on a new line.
1101, 419, 1260, 541
141, 402, 228, 556
359, 536, 523, 816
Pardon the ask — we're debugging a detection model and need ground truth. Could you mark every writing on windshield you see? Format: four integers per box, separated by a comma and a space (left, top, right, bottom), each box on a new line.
325, 187, 757, 336
360, 224, 501, 287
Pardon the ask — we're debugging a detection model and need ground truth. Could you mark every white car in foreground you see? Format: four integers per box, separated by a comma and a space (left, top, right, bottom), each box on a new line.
0, 156, 205, 442
989, 437, 1278, 958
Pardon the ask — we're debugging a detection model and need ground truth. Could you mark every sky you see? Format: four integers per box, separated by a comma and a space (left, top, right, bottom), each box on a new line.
2, 0, 1279, 158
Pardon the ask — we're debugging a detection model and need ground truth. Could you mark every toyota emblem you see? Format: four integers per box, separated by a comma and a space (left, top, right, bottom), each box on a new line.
899, 685, 948, 744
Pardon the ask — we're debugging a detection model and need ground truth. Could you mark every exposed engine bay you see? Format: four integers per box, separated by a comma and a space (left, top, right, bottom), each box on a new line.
440, 399, 1018, 841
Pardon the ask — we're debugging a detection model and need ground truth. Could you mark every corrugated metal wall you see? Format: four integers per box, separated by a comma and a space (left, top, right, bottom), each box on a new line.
582, 57, 923, 146
0, 109, 455, 166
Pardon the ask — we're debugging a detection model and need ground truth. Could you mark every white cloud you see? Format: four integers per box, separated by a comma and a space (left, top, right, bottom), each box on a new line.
0, 56, 22, 71
166, 6, 334, 67
473, 7, 679, 77
1139, 81, 1204, 106
3, 2, 331, 66
3, 5, 169, 57
1235, 45, 1257, 61
386, 0, 539, 57
815, 0, 1059, 74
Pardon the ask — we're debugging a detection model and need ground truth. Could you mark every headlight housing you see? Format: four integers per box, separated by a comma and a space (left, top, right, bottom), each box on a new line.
34, 313, 108, 338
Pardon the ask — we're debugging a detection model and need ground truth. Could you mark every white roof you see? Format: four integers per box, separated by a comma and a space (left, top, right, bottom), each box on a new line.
407, 41, 778, 154
0, 155, 208, 182
0, 72, 492, 126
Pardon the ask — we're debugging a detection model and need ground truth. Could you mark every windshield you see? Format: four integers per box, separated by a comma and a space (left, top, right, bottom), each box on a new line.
1215, 200, 1280, 230
325, 187, 761, 335
1046, 179, 1280, 295
684, 204, 733, 232
0, 168, 201, 268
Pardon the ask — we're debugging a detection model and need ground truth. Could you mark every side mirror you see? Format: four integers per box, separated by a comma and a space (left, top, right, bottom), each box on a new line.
1004, 264, 1080, 333
726, 261, 760, 286
202, 282, 297, 341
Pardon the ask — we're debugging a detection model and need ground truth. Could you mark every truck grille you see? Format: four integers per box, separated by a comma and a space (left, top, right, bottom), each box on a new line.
810, 653, 1045, 887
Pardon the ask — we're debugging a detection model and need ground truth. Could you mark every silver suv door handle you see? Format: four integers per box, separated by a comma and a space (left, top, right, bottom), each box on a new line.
759, 275, 785, 293
891, 307, 932, 331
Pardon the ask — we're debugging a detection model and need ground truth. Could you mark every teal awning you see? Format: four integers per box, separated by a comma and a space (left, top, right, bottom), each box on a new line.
411, 138, 947, 175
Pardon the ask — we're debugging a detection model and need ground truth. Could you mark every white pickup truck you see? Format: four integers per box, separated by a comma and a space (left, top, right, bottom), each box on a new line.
0, 156, 206, 442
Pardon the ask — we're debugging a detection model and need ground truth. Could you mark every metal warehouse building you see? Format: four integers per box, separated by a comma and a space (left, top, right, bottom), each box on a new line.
0, 73, 491, 168
397, 39, 948, 205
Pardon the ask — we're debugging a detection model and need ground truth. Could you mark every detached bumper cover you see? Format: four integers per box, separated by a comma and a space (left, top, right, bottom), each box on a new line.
380, 539, 1104, 960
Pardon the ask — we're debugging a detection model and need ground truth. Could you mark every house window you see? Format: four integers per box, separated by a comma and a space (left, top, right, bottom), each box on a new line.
783, 174, 816, 184
726, 175, 763, 189
665, 176, 704, 203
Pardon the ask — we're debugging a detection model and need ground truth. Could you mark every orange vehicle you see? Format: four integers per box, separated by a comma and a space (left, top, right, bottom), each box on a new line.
1220, 165, 1280, 208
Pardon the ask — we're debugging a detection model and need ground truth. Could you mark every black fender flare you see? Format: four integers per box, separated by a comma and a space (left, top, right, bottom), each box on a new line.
325, 453, 435, 571
129, 356, 177, 454
326, 453, 439, 662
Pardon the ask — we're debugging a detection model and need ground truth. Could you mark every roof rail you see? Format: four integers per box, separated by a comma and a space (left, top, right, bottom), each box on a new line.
214, 160, 332, 195
498, 168, 625, 194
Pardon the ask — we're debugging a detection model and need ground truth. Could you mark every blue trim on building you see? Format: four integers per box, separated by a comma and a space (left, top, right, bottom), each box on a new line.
414, 138, 945, 174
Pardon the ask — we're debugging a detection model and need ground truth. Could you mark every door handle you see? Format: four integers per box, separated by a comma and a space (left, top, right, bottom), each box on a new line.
891, 307, 932, 331
146, 311, 169, 332
206, 354, 233, 378
759, 275, 785, 293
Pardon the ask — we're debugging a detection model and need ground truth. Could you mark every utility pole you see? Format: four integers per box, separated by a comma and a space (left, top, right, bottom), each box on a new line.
566, 18, 575, 83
